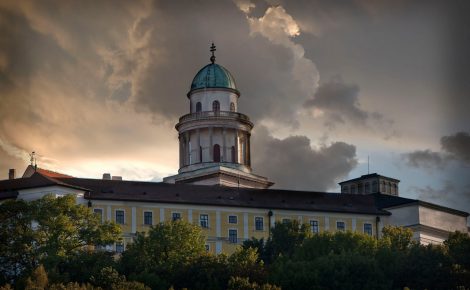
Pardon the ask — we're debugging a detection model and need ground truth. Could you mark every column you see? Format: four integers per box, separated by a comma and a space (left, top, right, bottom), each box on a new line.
197, 128, 201, 162
222, 127, 226, 162
209, 127, 213, 161
247, 133, 251, 166
234, 129, 239, 163
179, 134, 183, 168
131, 207, 136, 233
184, 131, 189, 166
243, 213, 249, 240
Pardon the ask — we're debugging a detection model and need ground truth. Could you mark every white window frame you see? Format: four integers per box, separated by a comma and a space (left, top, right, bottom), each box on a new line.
363, 223, 373, 236
172, 212, 181, 221
143, 210, 153, 226
228, 228, 238, 244
115, 242, 125, 253
336, 220, 346, 231
93, 208, 104, 223
282, 218, 291, 225
228, 215, 238, 224
200, 214, 209, 228
254, 216, 264, 231
310, 220, 319, 233
115, 209, 125, 225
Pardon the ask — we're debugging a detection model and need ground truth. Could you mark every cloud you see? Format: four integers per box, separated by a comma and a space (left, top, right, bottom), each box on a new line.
403, 131, 470, 170
251, 126, 357, 191
410, 182, 470, 215
304, 77, 394, 135
403, 149, 448, 170
441, 132, 470, 163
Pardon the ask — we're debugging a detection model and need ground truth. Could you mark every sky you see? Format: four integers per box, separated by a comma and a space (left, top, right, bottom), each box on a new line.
0, 0, 469, 213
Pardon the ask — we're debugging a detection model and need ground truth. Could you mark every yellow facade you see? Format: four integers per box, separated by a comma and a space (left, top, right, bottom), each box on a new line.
92, 201, 380, 255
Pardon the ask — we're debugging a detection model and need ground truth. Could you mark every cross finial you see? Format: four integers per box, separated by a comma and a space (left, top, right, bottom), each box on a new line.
210, 42, 216, 64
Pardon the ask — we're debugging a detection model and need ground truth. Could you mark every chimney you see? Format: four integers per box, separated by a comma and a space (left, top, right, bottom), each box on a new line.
8, 169, 15, 180
102, 173, 111, 180
112, 176, 122, 181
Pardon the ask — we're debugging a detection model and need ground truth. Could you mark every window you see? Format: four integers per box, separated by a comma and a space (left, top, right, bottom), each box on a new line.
200, 214, 209, 228
115, 242, 124, 253
336, 221, 345, 231
230, 102, 235, 112
144, 211, 153, 226
365, 182, 370, 194
255, 217, 264, 231
282, 218, 291, 225
229, 229, 238, 243
310, 220, 319, 233
205, 244, 210, 252
228, 215, 238, 224
351, 185, 356, 194
231, 146, 236, 163
199, 146, 203, 163
196, 102, 202, 112
358, 183, 363, 194
386, 182, 391, 194
342, 186, 349, 193
364, 223, 373, 236
212, 100, 220, 112
213, 144, 221, 162
93, 208, 103, 222
380, 181, 385, 192
393, 184, 398, 195
115, 210, 125, 224
172, 212, 181, 221
372, 180, 378, 193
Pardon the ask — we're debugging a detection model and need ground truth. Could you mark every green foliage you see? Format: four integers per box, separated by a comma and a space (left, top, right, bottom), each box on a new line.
25, 265, 49, 290
227, 277, 280, 290
0, 195, 121, 286
120, 221, 206, 289
264, 220, 311, 263
381, 225, 414, 251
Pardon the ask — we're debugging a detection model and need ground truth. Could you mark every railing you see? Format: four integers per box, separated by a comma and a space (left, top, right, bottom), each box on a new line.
178, 111, 251, 123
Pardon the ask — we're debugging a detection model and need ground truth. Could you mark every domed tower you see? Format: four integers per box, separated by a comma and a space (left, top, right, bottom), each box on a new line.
164, 44, 273, 188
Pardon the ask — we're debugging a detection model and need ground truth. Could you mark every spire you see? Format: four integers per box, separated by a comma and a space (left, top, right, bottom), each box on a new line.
210, 42, 216, 64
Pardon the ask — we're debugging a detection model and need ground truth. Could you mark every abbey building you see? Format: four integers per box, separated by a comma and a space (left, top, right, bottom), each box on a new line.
0, 45, 468, 253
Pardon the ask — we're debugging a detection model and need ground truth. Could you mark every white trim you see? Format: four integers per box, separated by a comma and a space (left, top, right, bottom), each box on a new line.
243, 213, 248, 239
228, 214, 238, 224
352, 218, 356, 231
270, 213, 275, 228
188, 209, 193, 223
131, 207, 136, 233
171, 211, 182, 221
93, 207, 104, 223
115, 209, 126, 225
228, 228, 238, 244
216, 211, 221, 237
160, 208, 165, 222
143, 210, 153, 226
199, 213, 210, 228
309, 219, 319, 233
254, 216, 265, 231
336, 220, 346, 231
324, 217, 330, 231
216, 241, 222, 254
107, 206, 112, 221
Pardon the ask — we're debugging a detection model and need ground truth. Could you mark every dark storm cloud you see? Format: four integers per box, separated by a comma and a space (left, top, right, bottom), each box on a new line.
129, 0, 320, 126
403, 132, 470, 170
304, 77, 393, 134
404, 150, 448, 170
251, 126, 357, 191
441, 132, 470, 163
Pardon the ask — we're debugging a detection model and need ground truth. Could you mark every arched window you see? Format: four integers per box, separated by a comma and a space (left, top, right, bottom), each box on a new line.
212, 100, 220, 112
372, 181, 378, 193
231, 146, 236, 163
213, 144, 221, 162
199, 146, 203, 163
196, 102, 202, 112
230, 102, 235, 112
365, 182, 370, 194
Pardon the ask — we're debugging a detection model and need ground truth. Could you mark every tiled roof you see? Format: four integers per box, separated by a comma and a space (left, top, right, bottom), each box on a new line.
56, 177, 389, 215
338, 173, 400, 184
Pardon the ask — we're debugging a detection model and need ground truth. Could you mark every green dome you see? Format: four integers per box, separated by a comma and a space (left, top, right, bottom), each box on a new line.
189, 63, 238, 94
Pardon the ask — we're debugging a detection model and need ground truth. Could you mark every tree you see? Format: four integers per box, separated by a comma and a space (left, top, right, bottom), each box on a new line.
381, 225, 414, 251
0, 195, 122, 285
119, 221, 206, 289
444, 231, 470, 288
